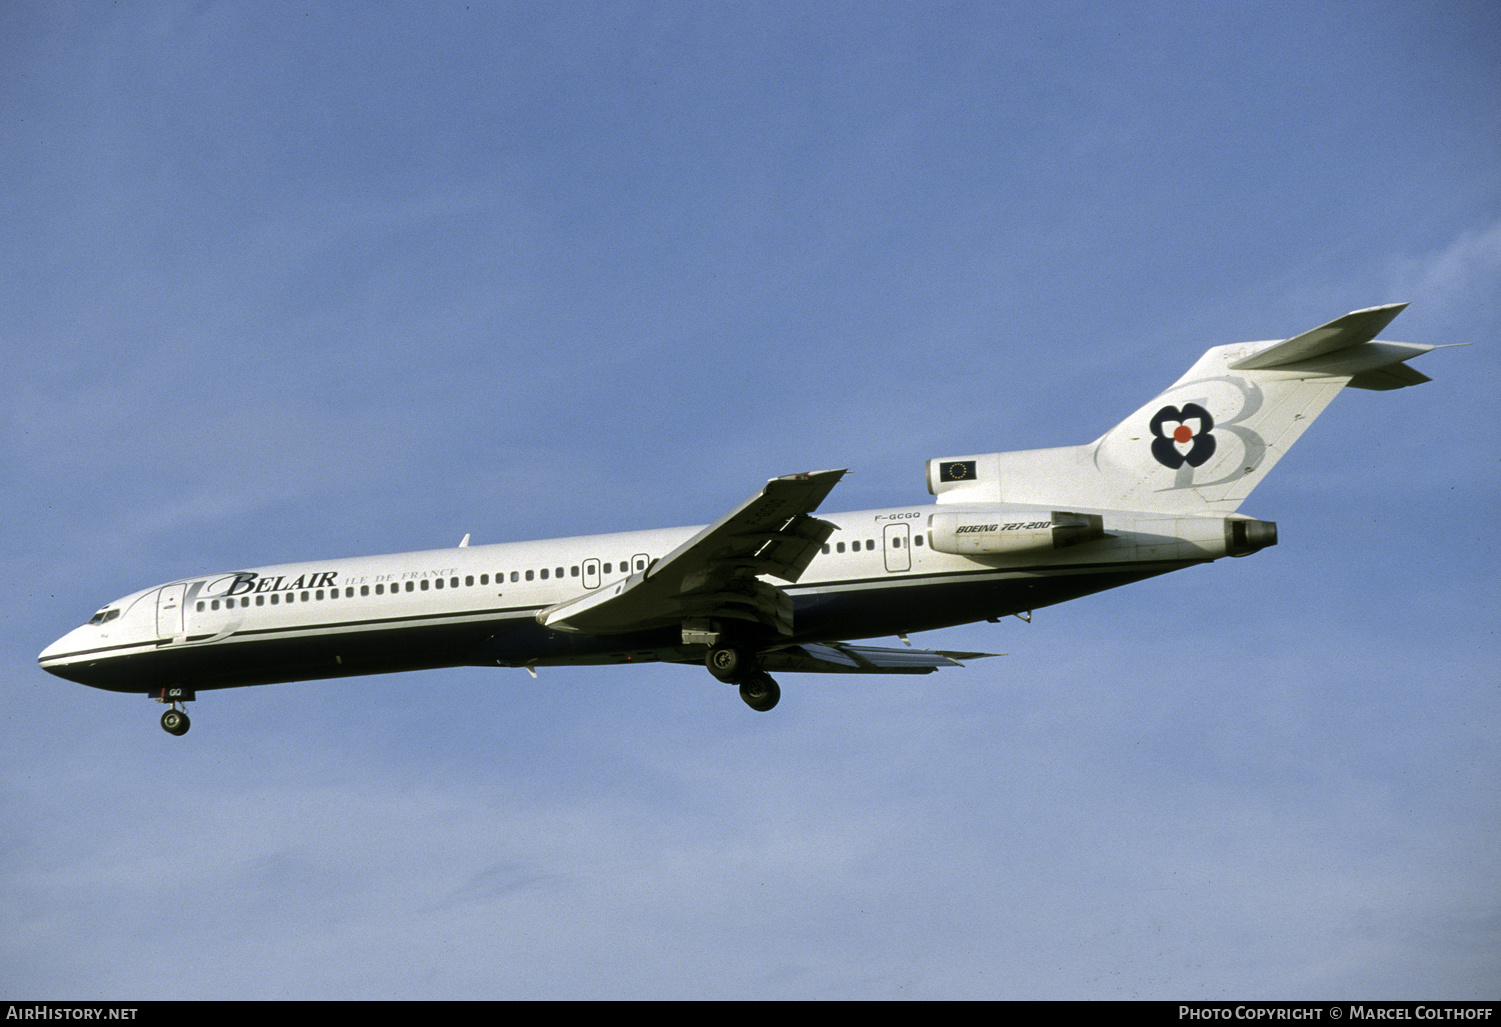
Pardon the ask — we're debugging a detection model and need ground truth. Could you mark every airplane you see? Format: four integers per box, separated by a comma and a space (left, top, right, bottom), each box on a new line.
39, 303, 1439, 735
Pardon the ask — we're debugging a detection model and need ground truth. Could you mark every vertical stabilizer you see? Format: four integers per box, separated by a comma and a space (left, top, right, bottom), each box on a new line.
929, 305, 1435, 513
1090, 304, 1432, 512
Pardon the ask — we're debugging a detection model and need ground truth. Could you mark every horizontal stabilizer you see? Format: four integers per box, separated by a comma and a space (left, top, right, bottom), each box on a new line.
1229, 303, 1408, 370
758, 642, 999, 675
1348, 361, 1432, 391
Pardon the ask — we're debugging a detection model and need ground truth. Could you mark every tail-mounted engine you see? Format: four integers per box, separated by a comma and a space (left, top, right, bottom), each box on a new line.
928, 510, 1108, 555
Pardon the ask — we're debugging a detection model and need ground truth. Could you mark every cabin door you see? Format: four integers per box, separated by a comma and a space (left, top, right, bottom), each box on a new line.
883, 523, 911, 572
156, 583, 186, 639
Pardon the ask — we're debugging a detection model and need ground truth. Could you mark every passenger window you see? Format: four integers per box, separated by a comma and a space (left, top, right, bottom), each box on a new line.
525, 570, 534, 581
822, 544, 830, 554
256, 595, 264, 606
511, 571, 520, 582
271, 594, 280, 605
421, 579, 430, 590
914, 536, 923, 547
405, 581, 414, 592
466, 576, 475, 587
361, 585, 370, 596
197, 602, 205, 612
604, 563, 612, 574
571, 566, 579, 577
434, 577, 444, 589
316, 590, 324, 600
540, 568, 548, 580
556, 567, 564, 578
836, 542, 845, 553
301, 591, 310, 602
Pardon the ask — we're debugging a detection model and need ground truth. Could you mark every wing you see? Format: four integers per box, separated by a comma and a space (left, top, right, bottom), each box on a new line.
536, 469, 845, 637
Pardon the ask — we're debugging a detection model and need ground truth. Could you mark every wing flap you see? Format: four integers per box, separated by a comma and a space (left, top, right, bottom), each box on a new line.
758, 643, 1000, 675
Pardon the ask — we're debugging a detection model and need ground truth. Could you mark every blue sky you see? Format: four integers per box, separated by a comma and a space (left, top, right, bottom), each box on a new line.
3, 0, 1498, 999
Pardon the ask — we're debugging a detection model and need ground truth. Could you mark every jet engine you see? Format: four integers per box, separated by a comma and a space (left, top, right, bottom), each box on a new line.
928, 510, 1107, 555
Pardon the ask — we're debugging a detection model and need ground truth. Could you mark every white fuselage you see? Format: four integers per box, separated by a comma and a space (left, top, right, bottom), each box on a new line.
38, 500, 1264, 696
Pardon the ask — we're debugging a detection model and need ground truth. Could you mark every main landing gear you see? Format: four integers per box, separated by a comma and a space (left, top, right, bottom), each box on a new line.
737, 672, 780, 713
153, 687, 195, 736
705, 644, 780, 712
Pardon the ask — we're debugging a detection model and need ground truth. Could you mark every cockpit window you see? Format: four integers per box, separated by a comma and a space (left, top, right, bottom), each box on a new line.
87, 608, 120, 626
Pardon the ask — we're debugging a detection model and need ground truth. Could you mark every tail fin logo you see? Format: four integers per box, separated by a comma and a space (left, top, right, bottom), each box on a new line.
1150, 404, 1217, 469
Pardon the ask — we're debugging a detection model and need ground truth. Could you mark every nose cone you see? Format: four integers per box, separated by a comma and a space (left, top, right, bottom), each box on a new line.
39, 631, 70, 667
38, 627, 95, 683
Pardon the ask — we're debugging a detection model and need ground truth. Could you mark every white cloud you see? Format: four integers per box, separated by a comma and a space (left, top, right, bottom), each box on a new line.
1390, 218, 1501, 313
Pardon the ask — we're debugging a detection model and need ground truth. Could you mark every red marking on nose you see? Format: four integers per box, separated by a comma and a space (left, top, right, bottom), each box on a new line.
1173, 425, 1194, 444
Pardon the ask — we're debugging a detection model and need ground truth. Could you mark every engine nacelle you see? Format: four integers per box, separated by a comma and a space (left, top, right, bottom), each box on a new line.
928, 510, 1107, 555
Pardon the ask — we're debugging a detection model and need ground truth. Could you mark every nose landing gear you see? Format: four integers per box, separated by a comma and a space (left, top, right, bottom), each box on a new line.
153, 687, 195, 736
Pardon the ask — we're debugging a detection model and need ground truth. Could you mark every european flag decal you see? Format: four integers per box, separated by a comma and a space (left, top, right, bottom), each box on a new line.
940, 461, 976, 482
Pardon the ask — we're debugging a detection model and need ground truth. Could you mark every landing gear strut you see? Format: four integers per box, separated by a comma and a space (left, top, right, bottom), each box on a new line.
153, 687, 195, 736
